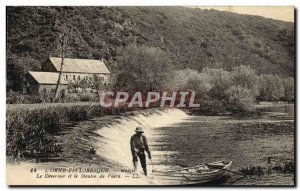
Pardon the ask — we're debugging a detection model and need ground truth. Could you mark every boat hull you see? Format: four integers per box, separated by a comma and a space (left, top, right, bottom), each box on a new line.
153, 161, 232, 185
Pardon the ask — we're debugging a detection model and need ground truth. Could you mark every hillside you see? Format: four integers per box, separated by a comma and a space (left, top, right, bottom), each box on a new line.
6, 6, 294, 92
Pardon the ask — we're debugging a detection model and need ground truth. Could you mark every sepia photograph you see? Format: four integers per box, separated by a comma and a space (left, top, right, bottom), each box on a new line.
6, 6, 295, 186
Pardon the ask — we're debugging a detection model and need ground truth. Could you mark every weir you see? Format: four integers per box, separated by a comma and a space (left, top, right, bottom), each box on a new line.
94, 109, 188, 171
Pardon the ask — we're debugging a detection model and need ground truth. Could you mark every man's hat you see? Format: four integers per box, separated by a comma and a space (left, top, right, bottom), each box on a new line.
134, 126, 144, 133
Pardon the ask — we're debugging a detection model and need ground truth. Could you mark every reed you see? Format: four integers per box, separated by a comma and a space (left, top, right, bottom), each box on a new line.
239, 161, 294, 175
6, 103, 137, 161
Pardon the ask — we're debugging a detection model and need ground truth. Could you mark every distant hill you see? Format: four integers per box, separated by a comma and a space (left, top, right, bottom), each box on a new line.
6, 6, 294, 91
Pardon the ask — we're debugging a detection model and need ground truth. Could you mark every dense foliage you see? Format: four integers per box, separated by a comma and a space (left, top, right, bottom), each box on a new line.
6, 103, 140, 160
6, 7, 295, 162
7, 6, 294, 93
111, 44, 174, 92
168, 66, 294, 114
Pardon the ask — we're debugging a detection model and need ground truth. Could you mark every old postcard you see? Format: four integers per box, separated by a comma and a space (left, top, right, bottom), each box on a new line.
6, 6, 295, 186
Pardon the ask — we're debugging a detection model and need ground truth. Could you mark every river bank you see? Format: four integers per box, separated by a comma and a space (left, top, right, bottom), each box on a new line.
7, 108, 187, 186
6, 102, 145, 161
7, 103, 294, 185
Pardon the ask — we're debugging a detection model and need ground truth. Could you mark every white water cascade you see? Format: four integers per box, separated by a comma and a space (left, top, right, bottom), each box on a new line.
95, 108, 188, 170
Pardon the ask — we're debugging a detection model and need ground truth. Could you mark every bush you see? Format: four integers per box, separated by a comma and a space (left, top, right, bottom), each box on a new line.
231, 65, 259, 97
113, 44, 174, 92
168, 69, 212, 98
7, 91, 42, 104
202, 67, 232, 99
168, 65, 294, 115
186, 74, 212, 98
167, 69, 200, 90
198, 99, 227, 115
64, 94, 80, 102
225, 85, 255, 113
259, 74, 285, 101
6, 109, 58, 159
25, 107, 63, 133
61, 105, 94, 121
79, 93, 96, 102
282, 77, 294, 102
6, 103, 139, 160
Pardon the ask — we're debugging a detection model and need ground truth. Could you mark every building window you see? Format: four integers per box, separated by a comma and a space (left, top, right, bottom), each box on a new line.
65, 75, 68, 80
73, 75, 76, 80
78, 76, 81, 80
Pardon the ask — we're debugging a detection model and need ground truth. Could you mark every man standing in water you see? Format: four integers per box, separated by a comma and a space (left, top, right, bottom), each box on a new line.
130, 126, 151, 176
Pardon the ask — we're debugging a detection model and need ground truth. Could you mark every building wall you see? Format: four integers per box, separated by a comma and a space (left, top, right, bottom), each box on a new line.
25, 73, 39, 94
41, 59, 110, 83
61, 73, 109, 83
26, 73, 109, 95
27, 59, 110, 95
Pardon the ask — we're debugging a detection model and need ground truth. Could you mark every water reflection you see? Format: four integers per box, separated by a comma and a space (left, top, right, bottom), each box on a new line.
152, 104, 294, 185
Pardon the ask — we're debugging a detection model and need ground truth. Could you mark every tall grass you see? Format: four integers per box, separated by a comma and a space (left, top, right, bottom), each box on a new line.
6, 103, 135, 161
239, 161, 294, 175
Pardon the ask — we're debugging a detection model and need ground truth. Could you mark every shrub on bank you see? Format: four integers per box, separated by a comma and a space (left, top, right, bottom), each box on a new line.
7, 90, 100, 104
225, 85, 256, 113
6, 103, 135, 161
198, 99, 227, 115
239, 161, 294, 175
7, 91, 43, 104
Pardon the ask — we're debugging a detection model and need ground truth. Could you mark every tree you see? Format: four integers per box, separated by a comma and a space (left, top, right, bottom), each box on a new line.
259, 74, 285, 101
282, 77, 294, 102
201, 67, 232, 99
169, 69, 212, 99
53, 14, 76, 100
225, 85, 255, 113
167, 69, 199, 90
231, 65, 259, 97
186, 73, 212, 99
54, 25, 68, 100
88, 74, 106, 94
7, 57, 40, 92
113, 45, 174, 92
68, 78, 81, 92
79, 78, 90, 93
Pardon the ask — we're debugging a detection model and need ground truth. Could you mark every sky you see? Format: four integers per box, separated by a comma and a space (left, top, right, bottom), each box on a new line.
193, 6, 294, 22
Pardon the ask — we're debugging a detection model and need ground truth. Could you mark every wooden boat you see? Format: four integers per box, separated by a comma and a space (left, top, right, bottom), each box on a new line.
152, 161, 232, 185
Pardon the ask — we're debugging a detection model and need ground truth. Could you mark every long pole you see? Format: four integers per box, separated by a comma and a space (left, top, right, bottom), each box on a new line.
150, 159, 155, 172
150, 159, 155, 178
54, 33, 65, 101
205, 164, 247, 177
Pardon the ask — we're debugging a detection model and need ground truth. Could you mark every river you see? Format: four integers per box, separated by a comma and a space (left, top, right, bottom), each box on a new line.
94, 104, 294, 185
19, 104, 293, 185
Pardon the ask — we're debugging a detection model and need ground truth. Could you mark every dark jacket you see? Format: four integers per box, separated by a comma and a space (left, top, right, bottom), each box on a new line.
130, 134, 150, 157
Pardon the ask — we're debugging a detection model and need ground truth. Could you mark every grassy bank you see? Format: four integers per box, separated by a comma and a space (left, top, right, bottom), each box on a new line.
239, 160, 294, 175
6, 103, 136, 161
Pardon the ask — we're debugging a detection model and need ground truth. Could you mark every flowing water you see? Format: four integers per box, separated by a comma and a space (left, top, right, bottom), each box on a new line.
94, 104, 294, 185
95, 109, 188, 169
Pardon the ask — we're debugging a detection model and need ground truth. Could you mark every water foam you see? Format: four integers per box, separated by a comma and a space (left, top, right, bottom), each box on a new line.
95, 108, 188, 169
